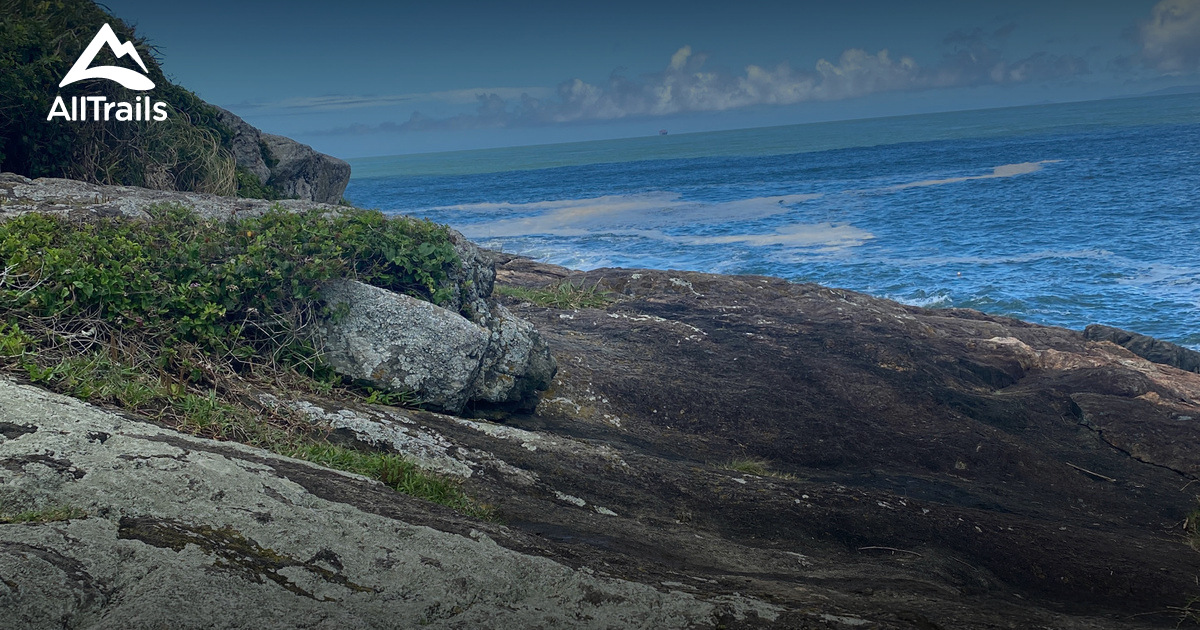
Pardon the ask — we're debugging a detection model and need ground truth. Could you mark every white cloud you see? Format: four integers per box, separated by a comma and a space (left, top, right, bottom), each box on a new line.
1140, 0, 1200, 73
229, 87, 554, 113
317, 33, 1088, 134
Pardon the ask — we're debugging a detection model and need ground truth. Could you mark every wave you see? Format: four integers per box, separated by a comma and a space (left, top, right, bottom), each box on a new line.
890, 293, 953, 308
440, 191, 873, 251
883, 160, 1061, 191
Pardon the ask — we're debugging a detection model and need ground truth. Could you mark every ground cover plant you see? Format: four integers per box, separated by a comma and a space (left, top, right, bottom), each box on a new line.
0, 204, 491, 518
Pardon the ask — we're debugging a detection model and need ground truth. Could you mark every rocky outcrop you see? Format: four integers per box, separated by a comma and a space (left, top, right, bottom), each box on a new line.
319, 280, 489, 412
213, 106, 351, 204
5, 174, 1200, 627
0, 377, 773, 629
471, 301, 557, 407
214, 105, 272, 186
475, 258, 1200, 629
0, 174, 558, 414
1085, 323, 1200, 374
317, 279, 555, 413
0, 172, 342, 220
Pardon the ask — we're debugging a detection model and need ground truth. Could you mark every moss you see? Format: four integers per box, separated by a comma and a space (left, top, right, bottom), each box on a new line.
0, 505, 88, 524
117, 516, 375, 598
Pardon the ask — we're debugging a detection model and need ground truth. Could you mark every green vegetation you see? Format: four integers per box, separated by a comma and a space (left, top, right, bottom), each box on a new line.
495, 280, 613, 309
235, 167, 284, 200
0, 505, 88, 524
721, 458, 797, 480
0, 204, 492, 518
0, 0, 269, 198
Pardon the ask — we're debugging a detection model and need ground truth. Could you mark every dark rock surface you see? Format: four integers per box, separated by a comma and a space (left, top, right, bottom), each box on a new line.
3, 226, 1200, 627
438, 254, 1197, 629
1086, 323, 1200, 374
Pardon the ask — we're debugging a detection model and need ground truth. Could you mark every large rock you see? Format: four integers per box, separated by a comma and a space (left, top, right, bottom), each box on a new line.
212, 106, 351, 204
472, 302, 557, 409
0, 172, 342, 220
318, 280, 489, 412
0, 377, 768, 629
317, 279, 556, 413
260, 133, 352, 205
1084, 323, 1200, 374
213, 105, 271, 185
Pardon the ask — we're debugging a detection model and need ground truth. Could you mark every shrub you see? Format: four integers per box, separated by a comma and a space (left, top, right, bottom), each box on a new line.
0, 204, 458, 370
0, 0, 262, 197
0, 205, 489, 516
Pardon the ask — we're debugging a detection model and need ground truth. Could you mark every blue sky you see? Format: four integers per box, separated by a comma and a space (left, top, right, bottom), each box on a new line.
101, 0, 1200, 158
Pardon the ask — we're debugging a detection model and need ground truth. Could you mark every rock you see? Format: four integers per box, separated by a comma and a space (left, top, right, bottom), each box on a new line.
0, 177, 559, 415
442, 229, 496, 325
212, 105, 271, 185
1084, 323, 1200, 374
0, 172, 342, 221
472, 302, 556, 410
318, 279, 489, 413
260, 133, 352, 205
317, 279, 556, 414
0, 377, 771, 629
477, 257, 1200, 629
211, 107, 351, 204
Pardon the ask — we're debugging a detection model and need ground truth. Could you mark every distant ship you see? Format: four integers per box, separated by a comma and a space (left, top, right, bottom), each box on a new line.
658, 129, 668, 136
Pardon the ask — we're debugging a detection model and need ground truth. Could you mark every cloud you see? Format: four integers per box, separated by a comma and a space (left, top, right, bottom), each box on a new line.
227, 87, 554, 113
316, 30, 1088, 134
1138, 0, 1200, 73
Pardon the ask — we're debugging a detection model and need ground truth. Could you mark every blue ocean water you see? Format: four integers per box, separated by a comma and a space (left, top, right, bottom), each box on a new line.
346, 93, 1200, 349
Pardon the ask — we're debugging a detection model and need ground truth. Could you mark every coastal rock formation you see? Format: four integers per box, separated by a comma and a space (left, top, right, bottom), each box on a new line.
318, 280, 490, 412
3, 175, 1200, 627
213, 106, 351, 204
472, 301, 557, 408
317, 280, 556, 413
1085, 323, 1200, 374
0, 377, 772, 629
213, 105, 272, 185
0, 174, 557, 414
260, 133, 352, 204
0, 172, 343, 219
475, 254, 1199, 629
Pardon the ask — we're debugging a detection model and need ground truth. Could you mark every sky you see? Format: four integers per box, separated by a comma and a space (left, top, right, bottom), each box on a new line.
98, 0, 1200, 158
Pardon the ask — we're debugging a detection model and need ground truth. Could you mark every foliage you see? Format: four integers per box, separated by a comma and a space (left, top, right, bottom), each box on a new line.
0, 505, 88, 524
721, 458, 797, 480
0, 0, 266, 196
0, 204, 459, 371
495, 280, 613, 309
0, 205, 487, 516
235, 167, 285, 200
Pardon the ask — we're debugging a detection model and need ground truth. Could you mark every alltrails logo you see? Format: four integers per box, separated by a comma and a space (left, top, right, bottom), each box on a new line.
46, 24, 168, 122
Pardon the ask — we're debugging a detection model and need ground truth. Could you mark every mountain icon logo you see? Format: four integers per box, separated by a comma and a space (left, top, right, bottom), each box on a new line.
59, 23, 155, 91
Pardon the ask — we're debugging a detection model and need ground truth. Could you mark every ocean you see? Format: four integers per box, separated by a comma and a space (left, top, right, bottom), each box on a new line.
345, 93, 1200, 350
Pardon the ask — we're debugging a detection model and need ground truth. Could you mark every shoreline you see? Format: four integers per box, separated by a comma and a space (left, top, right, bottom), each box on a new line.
2, 174, 1200, 628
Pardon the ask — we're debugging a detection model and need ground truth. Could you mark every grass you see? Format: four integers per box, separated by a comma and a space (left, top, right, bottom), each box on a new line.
0, 204, 492, 519
495, 280, 613, 309
7, 347, 492, 519
0, 505, 87, 524
721, 458, 798, 480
